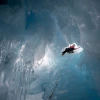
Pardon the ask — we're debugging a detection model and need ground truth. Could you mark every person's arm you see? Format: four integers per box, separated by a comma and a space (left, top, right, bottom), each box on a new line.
74, 46, 80, 50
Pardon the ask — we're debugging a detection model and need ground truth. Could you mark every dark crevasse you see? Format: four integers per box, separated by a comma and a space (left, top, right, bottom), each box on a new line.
0, 0, 100, 100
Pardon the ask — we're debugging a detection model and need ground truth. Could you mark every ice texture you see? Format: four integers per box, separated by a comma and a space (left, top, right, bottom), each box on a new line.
0, 0, 100, 100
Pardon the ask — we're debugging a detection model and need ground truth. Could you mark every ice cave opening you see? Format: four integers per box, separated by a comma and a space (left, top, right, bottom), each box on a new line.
0, 0, 100, 100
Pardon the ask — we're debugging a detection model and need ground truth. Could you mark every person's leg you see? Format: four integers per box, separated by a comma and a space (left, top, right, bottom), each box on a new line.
62, 48, 69, 55
62, 50, 66, 55
67, 48, 74, 53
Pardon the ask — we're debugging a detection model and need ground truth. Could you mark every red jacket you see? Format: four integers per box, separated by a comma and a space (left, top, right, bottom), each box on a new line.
70, 45, 75, 49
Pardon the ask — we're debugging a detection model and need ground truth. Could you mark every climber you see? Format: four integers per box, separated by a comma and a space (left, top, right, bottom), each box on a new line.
62, 43, 80, 55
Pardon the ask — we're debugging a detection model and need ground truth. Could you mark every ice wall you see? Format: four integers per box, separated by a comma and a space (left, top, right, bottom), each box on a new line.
0, 0, 100, 100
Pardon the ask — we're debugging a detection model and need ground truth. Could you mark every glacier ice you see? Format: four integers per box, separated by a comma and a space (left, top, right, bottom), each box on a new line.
0, 0, 100, 100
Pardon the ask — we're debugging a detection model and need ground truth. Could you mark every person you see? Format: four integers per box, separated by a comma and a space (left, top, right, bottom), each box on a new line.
62, 43, 80, 55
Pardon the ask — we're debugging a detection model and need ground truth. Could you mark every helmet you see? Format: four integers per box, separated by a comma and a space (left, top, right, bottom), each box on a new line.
72, 43, 76, 46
